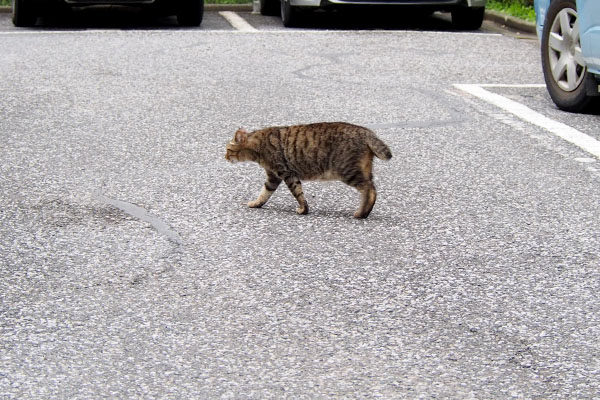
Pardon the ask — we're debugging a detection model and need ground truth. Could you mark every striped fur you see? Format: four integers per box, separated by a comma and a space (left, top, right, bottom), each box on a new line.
225, 122, 392, 218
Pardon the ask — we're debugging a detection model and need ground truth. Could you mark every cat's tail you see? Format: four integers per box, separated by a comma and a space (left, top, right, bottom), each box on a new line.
366, 134, 392, 160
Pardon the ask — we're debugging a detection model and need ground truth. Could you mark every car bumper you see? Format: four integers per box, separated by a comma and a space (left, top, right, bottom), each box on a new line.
64, 0, 156, 3
290, 0, 484, 8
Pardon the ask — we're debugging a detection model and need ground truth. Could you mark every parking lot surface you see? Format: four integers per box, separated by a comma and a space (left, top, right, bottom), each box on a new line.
1, 8, 599, 399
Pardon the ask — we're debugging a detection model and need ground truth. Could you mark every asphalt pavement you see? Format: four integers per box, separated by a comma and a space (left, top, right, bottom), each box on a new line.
1, 8, 599, 399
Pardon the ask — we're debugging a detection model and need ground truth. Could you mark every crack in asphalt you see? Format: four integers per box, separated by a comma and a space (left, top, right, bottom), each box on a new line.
92, 190, 183, 246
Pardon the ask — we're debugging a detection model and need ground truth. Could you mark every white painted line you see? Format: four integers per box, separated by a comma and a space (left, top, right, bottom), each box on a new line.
219, 11, 258, 32
454, 83, 600, 160
476, 84, 547, 88
575, 157, 596, 163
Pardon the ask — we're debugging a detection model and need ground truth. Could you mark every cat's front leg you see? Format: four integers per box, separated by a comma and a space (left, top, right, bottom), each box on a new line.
284, 176, 309, 215
248, 172, 281, 208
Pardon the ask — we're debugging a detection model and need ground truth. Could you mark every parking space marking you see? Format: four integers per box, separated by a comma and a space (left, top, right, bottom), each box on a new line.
219, 11, 258, 32
454, 83, 600, 160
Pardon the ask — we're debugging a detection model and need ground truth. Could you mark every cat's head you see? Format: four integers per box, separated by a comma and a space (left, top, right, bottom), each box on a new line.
225, 128, 249, 163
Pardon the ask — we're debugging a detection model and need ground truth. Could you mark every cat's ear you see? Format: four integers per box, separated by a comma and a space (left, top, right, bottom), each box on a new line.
235, 128, 248, 144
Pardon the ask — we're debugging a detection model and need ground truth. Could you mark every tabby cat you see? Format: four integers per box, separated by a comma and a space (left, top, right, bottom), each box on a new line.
225, 122, 392, 219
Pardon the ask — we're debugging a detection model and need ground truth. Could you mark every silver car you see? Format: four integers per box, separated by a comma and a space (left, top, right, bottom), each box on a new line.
259, 0, 486, 29
12, 0, 204, 27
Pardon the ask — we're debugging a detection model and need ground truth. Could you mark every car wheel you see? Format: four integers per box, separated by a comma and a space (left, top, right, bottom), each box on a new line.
541, 0, 596, 112
260, 0, 280, 16
451, 6, 484, 30
281, 0, 299, 27
177, 0, 204, 27
12, 0, 38, 27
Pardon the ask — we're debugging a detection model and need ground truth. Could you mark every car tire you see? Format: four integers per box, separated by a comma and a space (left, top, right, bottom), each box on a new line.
541, 0, 597, 112
260, 0, 280, 16
281, 0, 300, 27
177, 0, 204, 27
451, 6, 484, 30
12, 0, 38, 27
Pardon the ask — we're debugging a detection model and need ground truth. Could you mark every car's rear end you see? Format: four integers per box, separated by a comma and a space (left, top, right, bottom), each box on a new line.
12, 0, 204, 27
270, 0, 486, 28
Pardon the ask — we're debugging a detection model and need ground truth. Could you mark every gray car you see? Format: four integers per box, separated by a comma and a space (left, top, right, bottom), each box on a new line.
259, 0, 486, 28
12, 0, 204, 27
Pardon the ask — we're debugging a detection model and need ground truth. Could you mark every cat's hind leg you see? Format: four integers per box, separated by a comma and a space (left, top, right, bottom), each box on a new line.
284, 175, 309, 215
342, 154, 377, 218
354, 181, 377, 219
248, 172, 281, 208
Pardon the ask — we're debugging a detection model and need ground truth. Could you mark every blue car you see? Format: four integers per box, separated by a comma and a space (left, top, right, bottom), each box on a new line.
535, 0, 600, 111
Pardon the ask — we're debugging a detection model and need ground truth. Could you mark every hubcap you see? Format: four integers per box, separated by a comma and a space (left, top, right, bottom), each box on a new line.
548, 7, 586, 92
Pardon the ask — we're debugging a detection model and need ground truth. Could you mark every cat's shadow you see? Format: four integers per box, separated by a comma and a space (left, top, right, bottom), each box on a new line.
244, 203, 387, 223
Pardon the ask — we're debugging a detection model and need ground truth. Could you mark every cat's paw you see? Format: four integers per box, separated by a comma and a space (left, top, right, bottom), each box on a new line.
296, 204, 309, 215
353, 210, 369, 219
247, 200, 264, 208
